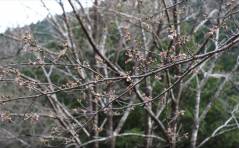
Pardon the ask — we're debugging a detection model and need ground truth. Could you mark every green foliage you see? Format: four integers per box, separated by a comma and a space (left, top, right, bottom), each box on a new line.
116, 128, 144, 148
106, 22, 121, 49
214, 49, 238, 72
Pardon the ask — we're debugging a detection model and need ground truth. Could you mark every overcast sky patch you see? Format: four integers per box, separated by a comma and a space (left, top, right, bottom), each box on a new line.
0, 0, 92, 33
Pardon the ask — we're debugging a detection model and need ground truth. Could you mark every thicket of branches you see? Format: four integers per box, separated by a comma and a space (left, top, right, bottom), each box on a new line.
0, 0, 239, 148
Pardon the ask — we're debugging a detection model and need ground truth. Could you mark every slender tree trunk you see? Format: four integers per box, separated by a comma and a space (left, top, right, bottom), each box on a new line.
92, 1, 99, 148
170, 1, 181, 147
191, 77, 201, 148
144, 77, 153, 148
107, 104, 115, 148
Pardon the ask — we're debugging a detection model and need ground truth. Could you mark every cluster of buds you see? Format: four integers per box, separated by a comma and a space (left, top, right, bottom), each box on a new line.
155, 74, 162, 81
23, 33, 33, 44
160, 51, 188, 63
159, 51, 169, 63
0, 67, 12, 78
23, 33, 38, 52
39, 137, 49, 145
0, 67, 6, 76
226, 0, 236, 7
166, 127, 175, 137
221, 22, 228, 30
183, 132, 189, 139
146, 56, 156, 64
95, 74, 102, 81
178, 132, 189, 142
125, 74, 132, 82
108, 90, 116, 101
126, 83, 133, 95
177, 110, 185, 116
172, 53, 187, 61
15, 76, 26, 86
0, 111, 12, 122
125, 49, 154, 71
135, 51, 145, 62
143, 94, 152, 107
65, 80, 78, 88
113, 111, 121, 116
177, 132, 189, 142
61, 80, 78, 89
103, 107, 110, 113
125, 48, 135, 64
95, 93, 102, 101
65, 138, 75, 145
206, 25, 218, 38
168, 28, 177, 40
173, 36, 189, 48
123, 27, 131, 42
159, 51, 167, 59
24, 113, 40, 123
50, 127, 61, 136
95, 126, 103, 133
136, 0, 143, 6
0, 95, 10, 101
15, 75, 37, 91
95, 55, 103, 65
28, 58, 44, 66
